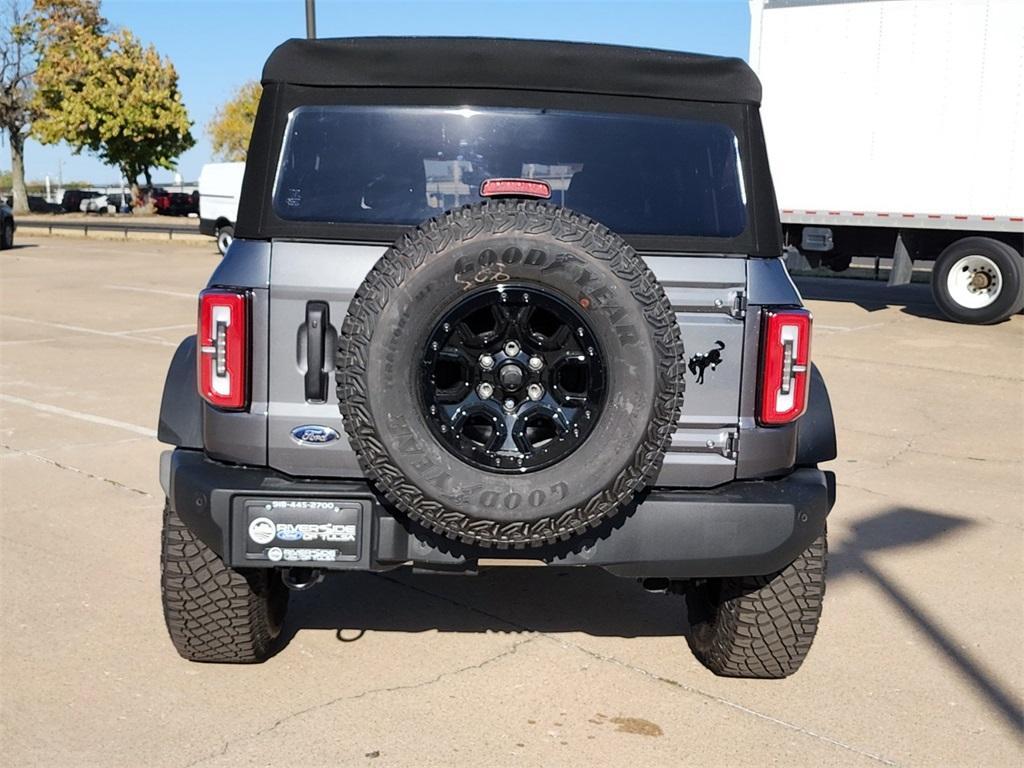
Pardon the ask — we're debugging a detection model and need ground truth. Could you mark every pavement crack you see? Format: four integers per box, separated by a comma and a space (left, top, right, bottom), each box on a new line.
836, 483, 1023, 531
378, 574, 900, 766
837, 481, 892, 499
181, 635, 536, 768
0, 436, 150, 456
544, 636, 900, 766
2, 443, 152, 497
879, 435, 915, 471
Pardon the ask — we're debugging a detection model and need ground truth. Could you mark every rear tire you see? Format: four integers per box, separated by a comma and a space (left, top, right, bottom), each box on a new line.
931, 237, 1023, 324
215, 224, 234, 256
160, 500, 288, 663
0, 219, 13, 250
685, 531, 827, 679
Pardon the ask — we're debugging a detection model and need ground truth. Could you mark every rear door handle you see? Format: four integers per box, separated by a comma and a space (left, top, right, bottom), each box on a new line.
304, 301, 330, 402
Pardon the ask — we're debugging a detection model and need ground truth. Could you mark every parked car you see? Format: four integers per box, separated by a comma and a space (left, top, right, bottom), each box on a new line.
158, 38, 837, 677
198, 162, 244, 254
80, 195, 112, 214
156, 191, 198, 217
61, 189, 102, 213
78, 193, 130, 214
27, 195, 61, 213
150, 188, 171, 213
0, 202, 15, 249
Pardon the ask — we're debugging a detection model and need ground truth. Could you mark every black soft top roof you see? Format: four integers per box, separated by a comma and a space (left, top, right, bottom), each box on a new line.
262, 37, 762, 105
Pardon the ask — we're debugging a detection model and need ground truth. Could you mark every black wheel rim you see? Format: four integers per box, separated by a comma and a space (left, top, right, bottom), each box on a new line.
420, 285, 606, 473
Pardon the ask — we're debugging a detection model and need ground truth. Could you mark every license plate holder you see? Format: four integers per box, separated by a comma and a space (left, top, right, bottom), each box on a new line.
241, 498, 363, 564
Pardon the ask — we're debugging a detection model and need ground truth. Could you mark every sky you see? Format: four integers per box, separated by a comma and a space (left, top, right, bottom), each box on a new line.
15, 0, 752, 186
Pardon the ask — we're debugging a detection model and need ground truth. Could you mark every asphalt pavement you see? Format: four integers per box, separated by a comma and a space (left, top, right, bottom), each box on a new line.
1, 236, 1021, 767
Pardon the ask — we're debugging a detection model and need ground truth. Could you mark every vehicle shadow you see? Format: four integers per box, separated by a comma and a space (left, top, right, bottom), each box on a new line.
829, 507, 1023, 733
1, 243, 39, 251
279, 505, 1022, 732
282, 564, 681, 639
792, 275, 949, 321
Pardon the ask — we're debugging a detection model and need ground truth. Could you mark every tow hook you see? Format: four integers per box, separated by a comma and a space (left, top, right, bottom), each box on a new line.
281, 567, 325, 591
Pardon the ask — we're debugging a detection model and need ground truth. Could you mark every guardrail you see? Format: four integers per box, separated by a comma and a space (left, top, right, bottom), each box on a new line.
16, 218, 208, 243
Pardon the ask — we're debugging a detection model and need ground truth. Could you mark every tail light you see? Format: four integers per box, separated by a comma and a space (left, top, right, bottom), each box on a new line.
758, 308, 812, 425
197, 289, 249, 410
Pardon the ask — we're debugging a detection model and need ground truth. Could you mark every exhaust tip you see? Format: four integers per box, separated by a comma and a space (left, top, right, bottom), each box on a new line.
640, 577, 671, 593
281, 567, 325, 591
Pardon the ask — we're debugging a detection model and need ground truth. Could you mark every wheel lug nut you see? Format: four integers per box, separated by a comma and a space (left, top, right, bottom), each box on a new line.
503, 340, 520, 357
528, 356, 543, 371
477, 382, 494, 399
479, 354, 495, 370
504, 399, 516, 412
527, 383, 544, 401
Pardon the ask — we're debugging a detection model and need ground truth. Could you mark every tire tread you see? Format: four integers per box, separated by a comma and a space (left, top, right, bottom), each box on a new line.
336, 200, 684, 548
686, 532, 827, 678
160, 501, 285, 663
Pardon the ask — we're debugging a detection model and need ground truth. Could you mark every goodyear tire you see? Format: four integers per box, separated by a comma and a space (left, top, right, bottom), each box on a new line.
337, 200, 684, 549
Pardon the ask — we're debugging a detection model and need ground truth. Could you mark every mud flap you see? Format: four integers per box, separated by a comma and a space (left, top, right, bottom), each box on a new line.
888, 233, 914, 287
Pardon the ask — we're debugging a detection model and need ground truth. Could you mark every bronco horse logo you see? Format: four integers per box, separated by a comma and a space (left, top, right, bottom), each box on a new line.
688, 341, 726, 385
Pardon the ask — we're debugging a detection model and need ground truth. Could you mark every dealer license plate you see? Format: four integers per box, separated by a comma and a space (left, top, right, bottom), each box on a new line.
243, 499, 362, 563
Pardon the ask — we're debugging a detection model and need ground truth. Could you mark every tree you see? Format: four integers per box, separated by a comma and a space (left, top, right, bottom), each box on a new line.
0, 0, 37, 214
30, 0, 194, 205
208, 81, 260, 162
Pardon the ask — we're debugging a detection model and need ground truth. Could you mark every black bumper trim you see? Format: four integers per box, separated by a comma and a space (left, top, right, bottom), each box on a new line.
166, 448, 833, 578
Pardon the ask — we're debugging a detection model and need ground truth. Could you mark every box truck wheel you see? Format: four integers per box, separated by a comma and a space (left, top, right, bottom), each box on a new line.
215, 224, 234, 256
931, 238, 1024, 324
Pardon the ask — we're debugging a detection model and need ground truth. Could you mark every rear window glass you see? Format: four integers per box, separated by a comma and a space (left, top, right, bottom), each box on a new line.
273, 106, 747, 238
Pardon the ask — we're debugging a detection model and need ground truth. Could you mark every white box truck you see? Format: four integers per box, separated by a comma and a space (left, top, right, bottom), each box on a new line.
198, 162, 245, 255
749, 0, 1024, 323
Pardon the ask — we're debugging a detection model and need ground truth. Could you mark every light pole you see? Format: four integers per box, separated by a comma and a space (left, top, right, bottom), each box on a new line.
305, 0, 316, 39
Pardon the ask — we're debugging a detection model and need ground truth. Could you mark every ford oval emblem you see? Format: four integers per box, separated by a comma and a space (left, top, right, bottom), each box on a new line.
290, 425, 341, 446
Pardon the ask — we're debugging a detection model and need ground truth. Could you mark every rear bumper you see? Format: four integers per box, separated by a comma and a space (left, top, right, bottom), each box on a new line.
162, 448, 834, 579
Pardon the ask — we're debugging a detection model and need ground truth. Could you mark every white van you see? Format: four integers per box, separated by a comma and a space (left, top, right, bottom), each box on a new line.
198, 162, 245, 254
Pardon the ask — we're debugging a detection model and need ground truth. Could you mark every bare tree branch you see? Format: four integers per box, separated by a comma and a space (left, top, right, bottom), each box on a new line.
0, 0, 37, 212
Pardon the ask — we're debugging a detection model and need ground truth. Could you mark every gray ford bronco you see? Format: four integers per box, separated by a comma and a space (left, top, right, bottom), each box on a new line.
158, 37, 837, 677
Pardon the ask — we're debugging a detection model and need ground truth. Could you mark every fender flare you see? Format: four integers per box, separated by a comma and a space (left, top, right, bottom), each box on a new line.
796, 364, 837, 466
158, 336, 203, 449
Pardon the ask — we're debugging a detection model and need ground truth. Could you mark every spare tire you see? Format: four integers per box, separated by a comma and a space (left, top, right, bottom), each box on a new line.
337, 200, 683, 548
